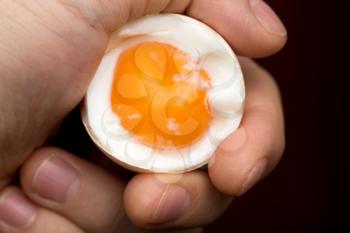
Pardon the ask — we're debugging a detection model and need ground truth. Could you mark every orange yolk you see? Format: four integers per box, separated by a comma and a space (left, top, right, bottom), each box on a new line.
111, 42, 212, 150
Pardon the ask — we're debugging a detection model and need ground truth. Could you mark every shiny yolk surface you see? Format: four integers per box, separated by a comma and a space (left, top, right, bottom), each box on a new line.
111, 42, 212, 150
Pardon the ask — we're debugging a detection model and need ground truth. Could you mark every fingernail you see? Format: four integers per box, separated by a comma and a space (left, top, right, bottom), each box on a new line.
250, 0, 287, 36
239, 160, 267, 196
219, 127, 247, 154
151, 185, 190, 224
33, 156, 80, 203
0, 189, 37, 228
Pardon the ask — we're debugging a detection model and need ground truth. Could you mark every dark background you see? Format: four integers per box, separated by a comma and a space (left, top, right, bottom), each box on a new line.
55, 0, 348, 232
205, 0, 348, 232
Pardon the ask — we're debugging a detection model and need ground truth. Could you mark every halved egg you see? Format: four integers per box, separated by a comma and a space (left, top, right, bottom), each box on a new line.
82, 14, 245, 173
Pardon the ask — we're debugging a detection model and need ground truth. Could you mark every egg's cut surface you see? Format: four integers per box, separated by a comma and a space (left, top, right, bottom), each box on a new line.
112, 41, 212, 150
82, 14, 245, 173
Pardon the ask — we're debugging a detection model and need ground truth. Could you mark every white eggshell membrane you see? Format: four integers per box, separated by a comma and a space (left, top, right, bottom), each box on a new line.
82, 14, 245, 173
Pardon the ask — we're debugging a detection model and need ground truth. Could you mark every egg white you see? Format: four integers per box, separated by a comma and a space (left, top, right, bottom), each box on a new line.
83, 14, 245, 173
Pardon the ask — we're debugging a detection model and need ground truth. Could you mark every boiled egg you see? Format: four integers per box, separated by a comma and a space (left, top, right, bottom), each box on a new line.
82, 14, 245, 173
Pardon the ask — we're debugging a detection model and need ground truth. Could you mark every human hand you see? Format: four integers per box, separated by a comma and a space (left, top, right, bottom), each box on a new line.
0, 0, 286, 232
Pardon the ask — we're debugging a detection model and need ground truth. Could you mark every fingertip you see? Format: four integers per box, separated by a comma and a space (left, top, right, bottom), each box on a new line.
124, 174, 186, 227
186, 0, 287, 57
0, 187, 38, 231
123, 174, 154, 226
20, 147, 59, 191
248, 0, 288, 57
0, 186, 84, 233
250, 0, 287, 37
209, 153, 268, 196
243, 34, 287, 58
124, 172, 232, 229
208, 126, 249, 196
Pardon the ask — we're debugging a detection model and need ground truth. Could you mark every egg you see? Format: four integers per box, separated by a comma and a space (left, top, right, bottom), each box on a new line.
81, 14, 245, 173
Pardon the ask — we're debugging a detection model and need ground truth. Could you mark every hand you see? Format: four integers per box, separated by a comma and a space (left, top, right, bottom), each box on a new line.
0, 0, 286, 232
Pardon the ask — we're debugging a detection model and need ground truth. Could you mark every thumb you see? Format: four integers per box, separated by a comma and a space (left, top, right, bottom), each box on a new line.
0, 0, 169, 185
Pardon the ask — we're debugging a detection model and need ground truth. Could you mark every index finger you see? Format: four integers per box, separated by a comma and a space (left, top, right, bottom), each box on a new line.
165, 0, 287, 57
64, 0, 287, 57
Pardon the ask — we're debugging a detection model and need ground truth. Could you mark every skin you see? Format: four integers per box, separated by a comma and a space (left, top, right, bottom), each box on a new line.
0, 0, 286, 232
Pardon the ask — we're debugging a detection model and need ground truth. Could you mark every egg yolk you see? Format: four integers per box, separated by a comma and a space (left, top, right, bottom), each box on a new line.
111, 42, 212, 150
